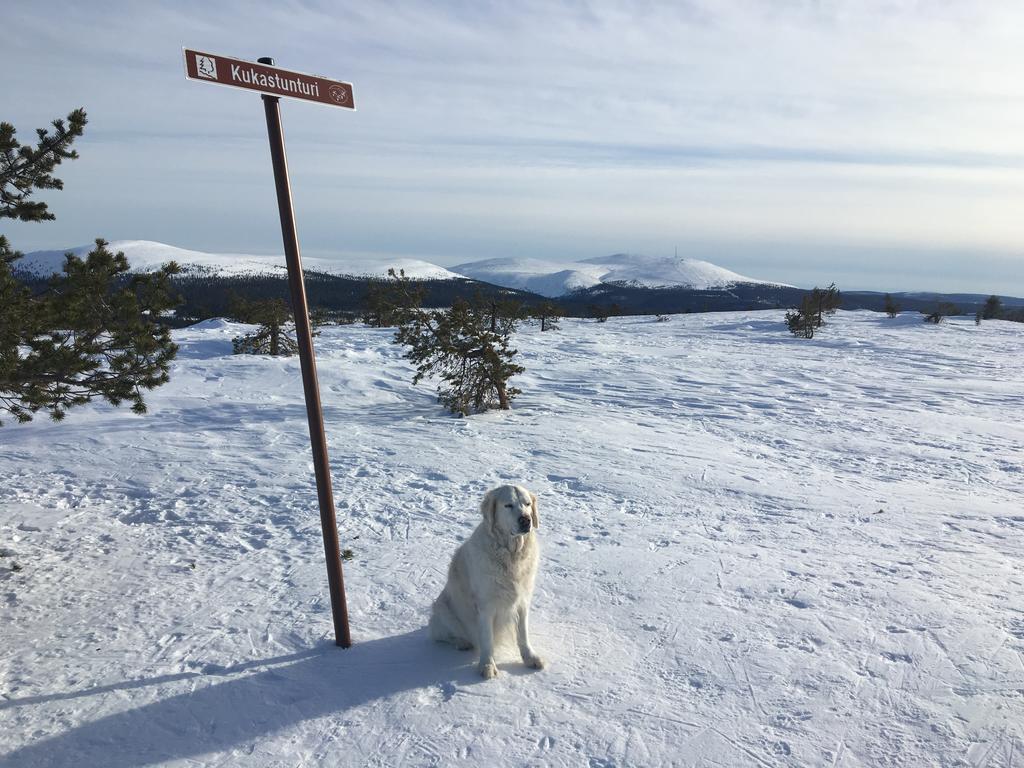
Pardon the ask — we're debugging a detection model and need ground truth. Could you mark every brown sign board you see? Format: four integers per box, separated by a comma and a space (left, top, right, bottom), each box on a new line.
183, 48, 355, 109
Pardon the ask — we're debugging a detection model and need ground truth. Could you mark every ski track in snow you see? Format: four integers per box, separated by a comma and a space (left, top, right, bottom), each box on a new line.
1, 310, 1023, 767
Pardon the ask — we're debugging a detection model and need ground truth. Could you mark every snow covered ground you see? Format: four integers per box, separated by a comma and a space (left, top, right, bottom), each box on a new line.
1, 310, 1022, 767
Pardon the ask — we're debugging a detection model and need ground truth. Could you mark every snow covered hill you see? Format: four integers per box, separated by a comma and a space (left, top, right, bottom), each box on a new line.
2, 311, 1023, 767
17, 242, 787, 299
16, 240, 466, 281
452, 252, 787, 296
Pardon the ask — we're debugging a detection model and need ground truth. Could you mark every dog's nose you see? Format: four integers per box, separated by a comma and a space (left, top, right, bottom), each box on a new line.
518, 516, 532, 531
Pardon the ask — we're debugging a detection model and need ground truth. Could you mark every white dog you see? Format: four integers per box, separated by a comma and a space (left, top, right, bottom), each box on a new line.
428, 484, 545, 679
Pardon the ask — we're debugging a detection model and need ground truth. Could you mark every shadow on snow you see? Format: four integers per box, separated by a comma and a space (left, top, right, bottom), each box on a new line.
2, 628, 496, 768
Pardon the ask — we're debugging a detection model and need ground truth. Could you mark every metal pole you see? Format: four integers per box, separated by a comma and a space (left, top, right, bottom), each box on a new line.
258, 56, 351, 648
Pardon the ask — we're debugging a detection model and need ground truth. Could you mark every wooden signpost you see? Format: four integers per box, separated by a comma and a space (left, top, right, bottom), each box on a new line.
184, 48, 354, 648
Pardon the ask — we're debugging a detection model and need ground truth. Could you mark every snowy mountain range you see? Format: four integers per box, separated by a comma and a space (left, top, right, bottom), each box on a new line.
17, 240, 785, 296
451, 253, 786, 296
15, 240, 464, 282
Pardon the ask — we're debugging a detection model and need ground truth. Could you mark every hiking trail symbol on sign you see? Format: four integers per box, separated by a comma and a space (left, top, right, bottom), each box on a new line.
183, 48, 355, 110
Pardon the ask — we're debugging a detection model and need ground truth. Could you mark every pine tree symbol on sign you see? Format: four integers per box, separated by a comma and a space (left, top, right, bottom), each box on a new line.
196, 55, 217, 80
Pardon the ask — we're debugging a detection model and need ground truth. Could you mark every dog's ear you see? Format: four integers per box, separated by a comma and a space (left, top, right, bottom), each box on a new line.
480, 488, 499, 535
529, 491, 539, 529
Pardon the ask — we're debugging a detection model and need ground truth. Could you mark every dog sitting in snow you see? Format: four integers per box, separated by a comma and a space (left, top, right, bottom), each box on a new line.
428, 484, 545, 679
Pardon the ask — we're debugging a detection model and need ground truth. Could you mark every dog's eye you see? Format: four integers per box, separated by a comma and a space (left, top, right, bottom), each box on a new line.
504, 504, 514, 509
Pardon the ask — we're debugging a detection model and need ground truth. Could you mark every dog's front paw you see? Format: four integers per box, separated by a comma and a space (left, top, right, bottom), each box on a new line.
523, 654, 545, 670
479, 660, 499, 679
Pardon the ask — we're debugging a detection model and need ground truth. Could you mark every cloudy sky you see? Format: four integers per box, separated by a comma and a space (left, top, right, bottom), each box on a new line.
5, 0, 1024, 294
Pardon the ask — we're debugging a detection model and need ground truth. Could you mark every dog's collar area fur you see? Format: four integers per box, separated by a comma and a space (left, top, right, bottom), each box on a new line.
501, 531, 533, 556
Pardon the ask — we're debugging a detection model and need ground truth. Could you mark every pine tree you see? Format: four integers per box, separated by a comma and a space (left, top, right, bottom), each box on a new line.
785, 297, 817, 339
1, 108, 87, 222
982, 295, 1002, 320
362, 267, 426, 327
229, 296, 298, 356
1, 109, 179, 425
883, 293, 900, 318
785, 284, 841, 338
475, 291, 527, 335
588, 303, 621, 323
808, 283, 841, 327
923, 301, 959, 324
395, 297, 524, 415
532, 300, 565, 331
